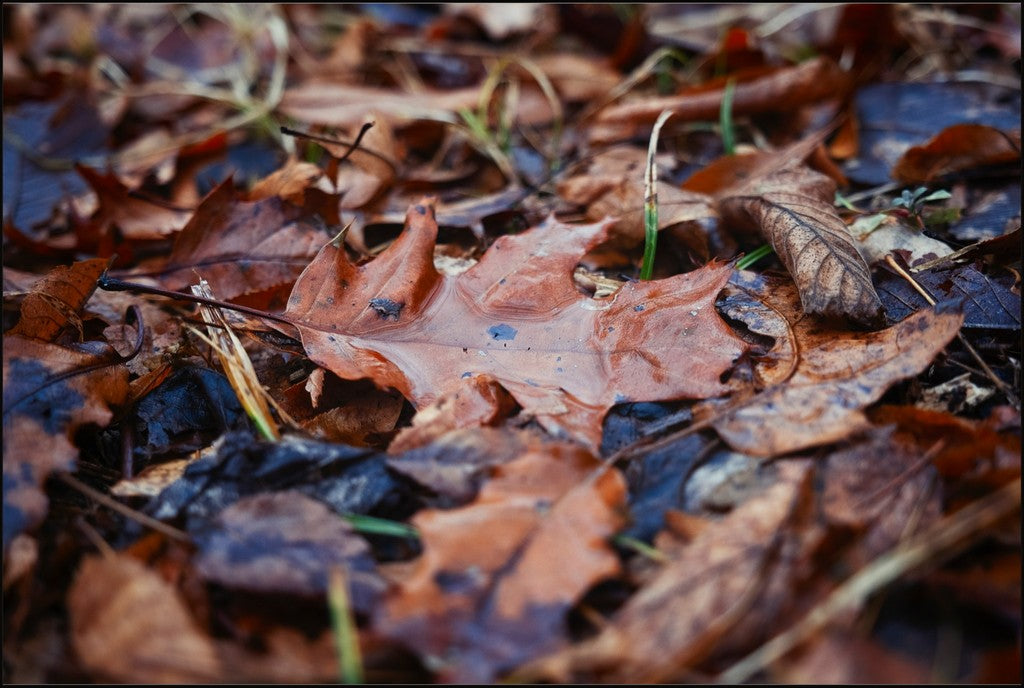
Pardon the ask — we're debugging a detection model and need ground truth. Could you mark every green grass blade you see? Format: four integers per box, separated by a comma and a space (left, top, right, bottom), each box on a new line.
736, 243, 774, 270
719, 77, 737, 155
640, 110, 675, 280
343, 513, 419, 539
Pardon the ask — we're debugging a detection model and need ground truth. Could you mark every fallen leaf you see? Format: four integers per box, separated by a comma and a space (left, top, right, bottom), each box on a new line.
718, 165, 884, 325
77, 165, 191, 240
589, 57, 849, 143
284, 199, 747, 449
821, 427, 943, 562
444, 3, 548, 40
520, 460, 813, 683
373, 443, 627, 683
128, 178, 329, 300
556, 146, 717, 245
68, 554, 222, 683
875, 262, 1021, 330
192, 491, 385, 610
3, 335, 128, 550
706, 272, 963, 457
892, 124, 1021, 185
777, 632, 930, 684
851, 216, 954, 267
9, 258, 107, 342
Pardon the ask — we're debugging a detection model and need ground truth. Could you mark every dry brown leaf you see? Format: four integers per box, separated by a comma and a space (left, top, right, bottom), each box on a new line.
556, 146, 716, 245
77, 166, 191, 240
373, 443, 627, 683
707, 272, 964, 457
284, 199, 747, 449
519, 460, 812, 683
129, 178, 328, 300
589, 57, 849, 142
68, 554, 222, 683
3, 335, 128, 551
892, 124, 1021, 185
718, 165, 884, 325
9, 258, 106, 342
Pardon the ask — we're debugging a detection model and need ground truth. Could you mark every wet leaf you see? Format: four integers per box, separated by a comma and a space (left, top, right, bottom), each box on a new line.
521, 460, 813, 683
373, 443, 627, 683
285, 198, 747, 449
77, 165, 191, 241
129, 178, 329, 300
718, 165, 884, 325
3, 335, 128, 550
68, 554, 222, 683
707, 272, 963, 457
193, 491, 385, 609
9, 258, 106, 342
875, 262, 1021, 330
892, 124, 1021, 185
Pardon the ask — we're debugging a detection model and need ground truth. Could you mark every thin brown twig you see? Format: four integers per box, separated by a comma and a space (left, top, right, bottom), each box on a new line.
57, 473, 191, 543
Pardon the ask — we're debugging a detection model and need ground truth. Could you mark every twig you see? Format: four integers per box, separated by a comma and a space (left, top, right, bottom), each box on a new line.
717, 478, 1021, 683
57, 473, 191, 543
884, 254, 1019, 409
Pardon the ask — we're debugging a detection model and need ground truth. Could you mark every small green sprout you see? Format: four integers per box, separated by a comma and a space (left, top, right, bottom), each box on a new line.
890, 186, 953, 229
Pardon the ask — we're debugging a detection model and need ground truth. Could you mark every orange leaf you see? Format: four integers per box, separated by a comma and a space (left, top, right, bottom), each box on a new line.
374, 443, 626, 683
892, 124, 1021, 185
9, 258, 106, 342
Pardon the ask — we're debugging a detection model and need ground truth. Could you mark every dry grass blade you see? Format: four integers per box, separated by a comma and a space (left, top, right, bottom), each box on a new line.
717, 479, 1021, 684
190, 278, 280, 441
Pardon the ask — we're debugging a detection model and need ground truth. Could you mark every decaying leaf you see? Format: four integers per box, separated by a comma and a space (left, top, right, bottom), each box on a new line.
373, 443, 627, 683
718, 166, 884, 325
706, 272, 963, 457
9, 258, 106, 342
284, 198, 747, 449
77, 165, 191, 241
128, 179, 328, 300
519, 460, 812, 683
192, 491, 385, 609
68, 554, 222, 683
3, 335, 128, 550
892, 124, 1021, 185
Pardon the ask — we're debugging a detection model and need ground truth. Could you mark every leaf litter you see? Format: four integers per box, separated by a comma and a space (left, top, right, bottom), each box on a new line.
2, 4, 1020, 684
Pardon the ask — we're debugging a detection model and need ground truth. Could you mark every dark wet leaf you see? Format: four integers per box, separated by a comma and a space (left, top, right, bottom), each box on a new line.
145, 432, 402, 530
875, 262, 1021, 330
892, 124, 1021, 185
3, 335, 128, 550
192, 491, 385, 609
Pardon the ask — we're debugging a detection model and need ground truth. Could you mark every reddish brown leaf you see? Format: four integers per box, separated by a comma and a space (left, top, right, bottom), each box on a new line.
718, 165, 884, 325
77, 165, 191, 241
285, 199, 747, 449
68, 554, 222, 683
9, 258, 106, 342
3, 335, 128, 550
521, 460, 813, 683
706, 272, 963, 457
130, 179, 328, 300
892, 124, 1021, 185
589, 57, 849, 142
373, 443, 627, 683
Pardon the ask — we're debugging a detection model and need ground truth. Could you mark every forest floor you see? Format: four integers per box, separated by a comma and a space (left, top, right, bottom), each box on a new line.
2, 4, 1021, 684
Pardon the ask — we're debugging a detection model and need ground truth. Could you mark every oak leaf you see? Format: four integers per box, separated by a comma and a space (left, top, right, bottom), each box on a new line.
284, 199, 748, 449
373, 443, 627, 683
